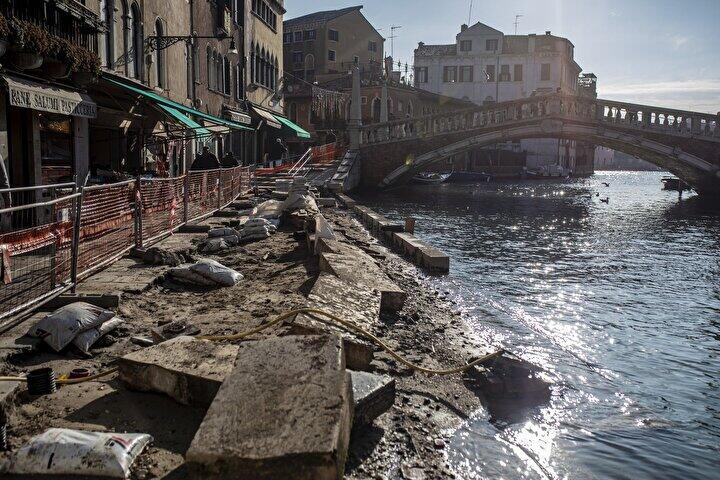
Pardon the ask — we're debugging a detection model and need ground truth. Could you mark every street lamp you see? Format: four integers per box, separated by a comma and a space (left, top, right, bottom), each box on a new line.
145, 33, 238, 57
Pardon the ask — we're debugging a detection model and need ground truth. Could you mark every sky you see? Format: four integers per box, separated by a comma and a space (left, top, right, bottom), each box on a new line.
284, 0, 720, 113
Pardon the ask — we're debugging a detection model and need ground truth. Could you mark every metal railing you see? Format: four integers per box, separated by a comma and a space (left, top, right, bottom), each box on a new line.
0, 166, 253, 323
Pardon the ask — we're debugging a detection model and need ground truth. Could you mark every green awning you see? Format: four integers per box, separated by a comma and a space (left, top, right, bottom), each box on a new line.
157, 104, 213, 139
105, 76, 253, 132
273, 114, 311, 139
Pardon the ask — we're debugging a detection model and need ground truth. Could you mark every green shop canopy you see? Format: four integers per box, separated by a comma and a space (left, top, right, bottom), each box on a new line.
157, 104, 213, 139
273, 113, 311, 139
105, 77, 253, 133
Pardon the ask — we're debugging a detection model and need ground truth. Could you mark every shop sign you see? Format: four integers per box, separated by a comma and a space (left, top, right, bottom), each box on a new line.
4, 76, 97, 119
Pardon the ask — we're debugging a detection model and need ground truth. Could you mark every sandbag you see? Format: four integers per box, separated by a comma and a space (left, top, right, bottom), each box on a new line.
198, 238, 229, 254
0, 428, 152, 478
168, 266, 218, 286
28, 303, 116, 352
208, 227, 238, 238
252, 199, 283, 219
190, 259, 243, 287
73, 317, 125, 354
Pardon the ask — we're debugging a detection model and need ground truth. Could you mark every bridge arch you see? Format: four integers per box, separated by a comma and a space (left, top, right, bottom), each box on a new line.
379, 122, 719, 194
355, 95, 720, 195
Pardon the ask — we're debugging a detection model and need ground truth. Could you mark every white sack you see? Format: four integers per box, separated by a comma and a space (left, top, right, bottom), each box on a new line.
190, 259, 243, 287
168, 266, 219, 286
198, 238, 229, 254
208, 227, 238, 238
252, 200, 284, 219
73, 317, 125, 354
28, 302, 116, 352
0, 428, 152, 479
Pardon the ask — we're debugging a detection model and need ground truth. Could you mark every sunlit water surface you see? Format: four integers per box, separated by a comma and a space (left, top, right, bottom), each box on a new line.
357, 172, 720, 480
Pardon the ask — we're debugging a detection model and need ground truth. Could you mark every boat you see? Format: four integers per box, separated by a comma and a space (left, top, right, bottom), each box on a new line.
448, 171, 493, 183
661, 177, 692, 191
412, 172, 452, 184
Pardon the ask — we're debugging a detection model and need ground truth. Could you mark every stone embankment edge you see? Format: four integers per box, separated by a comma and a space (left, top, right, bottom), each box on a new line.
335, 194, 450, 274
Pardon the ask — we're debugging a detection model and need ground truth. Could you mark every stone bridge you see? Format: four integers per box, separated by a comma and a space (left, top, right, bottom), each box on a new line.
355, 94, 720, 195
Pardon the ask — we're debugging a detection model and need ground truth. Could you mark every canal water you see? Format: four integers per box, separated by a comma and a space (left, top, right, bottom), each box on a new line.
357, 171, 720, 480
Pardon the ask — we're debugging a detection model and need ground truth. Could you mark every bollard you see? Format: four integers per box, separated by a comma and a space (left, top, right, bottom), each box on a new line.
405, 217, 416, 234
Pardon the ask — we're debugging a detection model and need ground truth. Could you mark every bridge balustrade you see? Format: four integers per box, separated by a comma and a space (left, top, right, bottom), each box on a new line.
359, 93, 719, 148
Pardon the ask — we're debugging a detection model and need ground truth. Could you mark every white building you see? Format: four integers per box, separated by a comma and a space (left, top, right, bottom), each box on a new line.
414, 22, 593, 175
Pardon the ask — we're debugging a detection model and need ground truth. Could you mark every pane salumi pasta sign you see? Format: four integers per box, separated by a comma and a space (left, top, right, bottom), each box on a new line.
4, 75, 97, 119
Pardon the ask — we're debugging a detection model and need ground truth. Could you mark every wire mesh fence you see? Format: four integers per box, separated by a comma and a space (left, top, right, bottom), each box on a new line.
0, 192, 79, 319
0, 166, 253, 321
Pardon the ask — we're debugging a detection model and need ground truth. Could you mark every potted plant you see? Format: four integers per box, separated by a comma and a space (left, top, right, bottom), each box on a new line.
0, 13, 9, 59
61, 41, 101, 87
7, 19, 50, 70
40, 36, 71, 79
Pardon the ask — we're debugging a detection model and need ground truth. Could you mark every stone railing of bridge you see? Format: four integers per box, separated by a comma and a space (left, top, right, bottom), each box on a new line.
358, 94, 720, 147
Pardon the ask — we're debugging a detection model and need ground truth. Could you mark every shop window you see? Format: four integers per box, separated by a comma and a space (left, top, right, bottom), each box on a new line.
39, 113, 73, 178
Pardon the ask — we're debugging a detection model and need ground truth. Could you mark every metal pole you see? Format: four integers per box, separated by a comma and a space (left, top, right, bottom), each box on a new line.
217, 170, 222, 210
70, 186, 84, 294
135, 176, 143, 248
183, 173, 189, 224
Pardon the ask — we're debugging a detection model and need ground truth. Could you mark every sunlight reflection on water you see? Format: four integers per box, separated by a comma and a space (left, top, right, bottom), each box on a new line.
359, 172, 720, 479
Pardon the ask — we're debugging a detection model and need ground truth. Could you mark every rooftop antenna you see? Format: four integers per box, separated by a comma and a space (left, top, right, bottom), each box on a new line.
514, 14, 523, 34
389, 25, 402, 59
468, 0, 474, 24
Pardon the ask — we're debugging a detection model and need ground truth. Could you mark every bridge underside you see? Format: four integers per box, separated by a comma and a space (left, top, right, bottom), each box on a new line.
360, 119, 720, 196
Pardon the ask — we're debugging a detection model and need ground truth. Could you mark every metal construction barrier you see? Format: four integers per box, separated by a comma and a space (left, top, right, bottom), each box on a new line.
0, 166, 253, 322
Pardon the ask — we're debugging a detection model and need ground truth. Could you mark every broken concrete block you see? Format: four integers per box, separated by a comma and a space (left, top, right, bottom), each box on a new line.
350, 370, 395, 428
286, 273, 380, 371
418, 244, 450, 274
118, 336, 239, 407
319, 251, 406, 312
0, 380, 21, 424
336, 193, 356, 209
186, 335, 353, 480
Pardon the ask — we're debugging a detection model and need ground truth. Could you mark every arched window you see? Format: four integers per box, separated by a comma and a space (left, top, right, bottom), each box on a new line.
122, 0, 131, 77
130, 2, 142, 80
223, 56, 231, 95
215, 50, 223, 92
371, 97, 381, 123
206, 45, 213, 88
273, 56, 279, 91
255, 44, 261, 84
250, 42, 255, 84
304, 54, 314, 82
103, 0, 115, 68
260, 47, 266, 86
155, 18, 166, 88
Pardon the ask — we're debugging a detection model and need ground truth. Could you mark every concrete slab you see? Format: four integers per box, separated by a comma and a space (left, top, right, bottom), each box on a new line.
286, 273, 380, 371
319, 251, 406, 312
350, 370, 395, 428
118, 336, 239, 407
336, 194, 356, 209
417, 243, 450, 274
186, 335, 353, 480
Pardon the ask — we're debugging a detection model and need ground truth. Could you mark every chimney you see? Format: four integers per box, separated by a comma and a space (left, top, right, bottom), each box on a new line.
461, 24, 468, 32
545, 30, 551, 35
385, 56, 394, 77
418, 41, 425, 48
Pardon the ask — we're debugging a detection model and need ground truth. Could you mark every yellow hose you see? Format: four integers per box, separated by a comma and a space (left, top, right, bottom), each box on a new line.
0, 368, 118, 384
0, 308, 504, 383
198, 308, 505, 376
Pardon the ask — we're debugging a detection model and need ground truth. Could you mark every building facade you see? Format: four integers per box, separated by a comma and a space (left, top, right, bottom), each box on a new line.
283, 6, 384, 84
414, 22, 593, 176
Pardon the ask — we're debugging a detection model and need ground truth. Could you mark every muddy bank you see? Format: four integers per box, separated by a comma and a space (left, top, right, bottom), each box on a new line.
0, 198, 496, 479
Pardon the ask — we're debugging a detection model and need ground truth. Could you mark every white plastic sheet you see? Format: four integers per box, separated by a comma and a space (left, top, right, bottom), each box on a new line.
0, 428, 152, 478
73, 317, 125, 354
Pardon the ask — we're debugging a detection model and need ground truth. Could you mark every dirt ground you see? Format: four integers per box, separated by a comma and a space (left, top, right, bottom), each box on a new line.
0, 200, 496, 480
